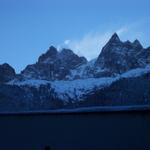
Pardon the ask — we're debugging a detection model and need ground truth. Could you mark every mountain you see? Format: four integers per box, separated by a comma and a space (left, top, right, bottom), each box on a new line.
0, 63, 16, 83
0, 33, 150, 112
21, 46, 87, 80
67, 33, 150, 79
96, 33, 145, 73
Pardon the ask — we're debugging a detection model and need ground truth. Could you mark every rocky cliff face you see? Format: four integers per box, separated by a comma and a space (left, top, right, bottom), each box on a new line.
21, 46, 87, 80
68, 33, 150, 79
0, 33, 150, 112
95, 33, 148, 74
0, 63, 16, 83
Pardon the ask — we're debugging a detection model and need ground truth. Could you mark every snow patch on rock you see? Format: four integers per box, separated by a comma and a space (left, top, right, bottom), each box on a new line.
121, 65, 150, 78
8, 79, 50, 88
51, 77, 116, 101
7, 65, 150, 101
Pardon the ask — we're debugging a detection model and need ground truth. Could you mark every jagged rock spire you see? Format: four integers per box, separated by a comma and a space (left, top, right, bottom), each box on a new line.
108, 33, 121, 43
21, 45, 87, 80
133, 39, 143, 49
38, 46, 58, 63
45, 46, 58, 57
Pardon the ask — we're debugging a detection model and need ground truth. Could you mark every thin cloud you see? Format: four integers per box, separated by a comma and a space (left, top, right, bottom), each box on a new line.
64, 40, 70, 45
116, 27, 128, 35
60, 27, 128, 60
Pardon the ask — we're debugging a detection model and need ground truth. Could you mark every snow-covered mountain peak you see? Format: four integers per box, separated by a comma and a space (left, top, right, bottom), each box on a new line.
2, 33, 149, 82
21, 46, 87, 80
1, 33, 150, 111
94, 33, 150, 76
21, 33, 148, 81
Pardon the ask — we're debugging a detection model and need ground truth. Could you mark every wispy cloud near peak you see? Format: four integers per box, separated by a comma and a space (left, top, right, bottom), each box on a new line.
116, 27, 128, 35
59, 27, 129, 60
60, 32, 112, 60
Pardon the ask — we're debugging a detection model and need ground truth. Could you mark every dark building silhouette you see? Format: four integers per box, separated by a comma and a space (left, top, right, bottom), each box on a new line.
44, 145, 51, 150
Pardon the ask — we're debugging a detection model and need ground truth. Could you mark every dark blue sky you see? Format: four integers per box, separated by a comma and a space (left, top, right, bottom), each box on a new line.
0, 0, 150, 72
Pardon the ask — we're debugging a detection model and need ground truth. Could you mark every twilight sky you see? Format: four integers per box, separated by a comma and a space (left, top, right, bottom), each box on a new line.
0, 0, 150, 73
